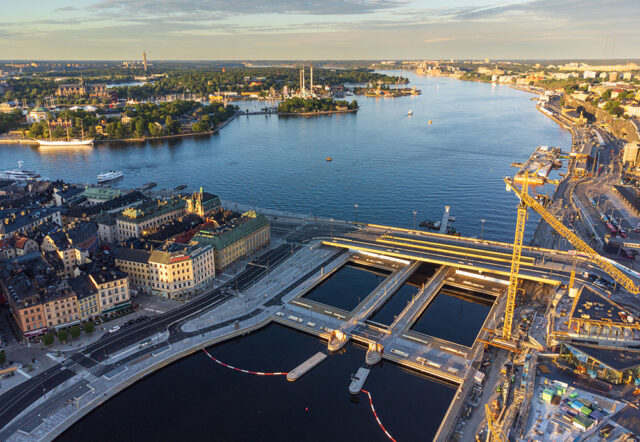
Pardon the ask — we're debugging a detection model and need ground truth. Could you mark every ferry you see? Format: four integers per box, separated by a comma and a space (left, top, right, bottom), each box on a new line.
408, 109, 413, 116
0, 161, 44, 182
97, 170, 124, 183
38, 139, 93, 147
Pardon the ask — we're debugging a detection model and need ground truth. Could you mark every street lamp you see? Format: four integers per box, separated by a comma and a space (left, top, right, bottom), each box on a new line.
480, 219, 486, 240
412, 211, 417, 230
329, 218, 334, 239
354, 203, 359, 225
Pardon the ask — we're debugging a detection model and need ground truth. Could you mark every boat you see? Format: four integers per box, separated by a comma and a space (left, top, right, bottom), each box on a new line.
38, 139, 93, 147
408, 109, 413, 116
38, 120, 93, 147
349, 367, 371, 394
174, 184, 187, 191
420, 220, 441, 230
141, 182, 157, 190
97, 170, 124, 183
326, 157, 333, 162
0, 161, 44, 181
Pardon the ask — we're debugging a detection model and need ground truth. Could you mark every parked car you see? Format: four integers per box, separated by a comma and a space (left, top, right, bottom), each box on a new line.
108, 325, 121, 333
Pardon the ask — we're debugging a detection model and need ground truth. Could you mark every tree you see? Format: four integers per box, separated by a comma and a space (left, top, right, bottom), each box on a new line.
57, 329, 69, 343
70, 325, 81, 339
52, 125, 65, 139
601, 89, 612, 100
43, 333, 54, 346
83, 322, 95, 334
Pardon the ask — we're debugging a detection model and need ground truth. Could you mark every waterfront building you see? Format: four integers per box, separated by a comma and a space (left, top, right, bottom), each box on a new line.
192, 210, 270, 271
116, 198, 186, 240
82, 187, 121, 204
185, 187, 221, 217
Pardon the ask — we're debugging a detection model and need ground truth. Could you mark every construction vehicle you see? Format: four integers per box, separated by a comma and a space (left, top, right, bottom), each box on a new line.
494, 174, 640, 350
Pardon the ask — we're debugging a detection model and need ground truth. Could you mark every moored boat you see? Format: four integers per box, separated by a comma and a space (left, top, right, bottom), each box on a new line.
97, 170, 124, 183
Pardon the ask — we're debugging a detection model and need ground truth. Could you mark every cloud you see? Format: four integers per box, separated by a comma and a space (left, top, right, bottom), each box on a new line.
90, 0, 403, 17
423, 37, 453, 43
55, 6, 78, 12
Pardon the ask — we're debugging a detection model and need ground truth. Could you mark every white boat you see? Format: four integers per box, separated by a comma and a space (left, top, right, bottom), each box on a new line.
38, 139, 93, 147
0, 161, 44, 181
408, 109, 413, 116
97, 170, 124, 183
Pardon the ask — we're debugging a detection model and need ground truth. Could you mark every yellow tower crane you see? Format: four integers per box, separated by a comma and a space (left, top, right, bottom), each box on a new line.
484, 404, 506, 442
500, 176, 640, 345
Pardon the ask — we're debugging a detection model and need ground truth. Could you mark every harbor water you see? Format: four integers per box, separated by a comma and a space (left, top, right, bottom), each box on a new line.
59, 324, 455, 441
4, 72, 571, 439
0, 71, 571, 242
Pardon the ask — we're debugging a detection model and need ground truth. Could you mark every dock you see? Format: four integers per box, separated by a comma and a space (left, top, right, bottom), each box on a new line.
513, 145, 561, 184
349, 367, 370, 394
438, 206, 451, 234
286, 352, 327, 381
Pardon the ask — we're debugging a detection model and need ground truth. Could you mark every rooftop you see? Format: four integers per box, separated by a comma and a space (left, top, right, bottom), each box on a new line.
192, 210, 269, 250
565, 343, 640, 371
571, 286, 639, 326
83, 187, 121, 201
117, 198, 186, 223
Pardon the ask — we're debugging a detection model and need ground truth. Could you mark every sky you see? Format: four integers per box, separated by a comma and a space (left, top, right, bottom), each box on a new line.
1, 0, 639, 60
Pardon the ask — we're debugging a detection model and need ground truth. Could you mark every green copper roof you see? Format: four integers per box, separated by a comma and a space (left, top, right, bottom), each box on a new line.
193, 211, 269, 250
83, 187, 121, 200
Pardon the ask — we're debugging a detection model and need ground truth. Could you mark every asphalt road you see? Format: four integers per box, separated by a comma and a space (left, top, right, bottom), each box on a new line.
0, 243, 296, 431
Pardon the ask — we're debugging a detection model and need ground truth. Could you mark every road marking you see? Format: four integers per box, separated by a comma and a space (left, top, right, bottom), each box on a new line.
16, 368, 32, 379
144, 307, 165, 314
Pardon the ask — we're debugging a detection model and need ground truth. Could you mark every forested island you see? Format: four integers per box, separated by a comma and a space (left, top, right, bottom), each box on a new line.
24, 101, 237, 141
276, 97, 358, 114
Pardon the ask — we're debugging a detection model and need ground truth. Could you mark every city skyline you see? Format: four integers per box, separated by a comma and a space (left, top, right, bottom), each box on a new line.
2, 0, 640, 60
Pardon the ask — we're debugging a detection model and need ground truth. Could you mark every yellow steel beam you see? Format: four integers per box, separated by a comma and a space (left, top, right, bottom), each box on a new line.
378, 234, 536, 265
505, 178, 640, 295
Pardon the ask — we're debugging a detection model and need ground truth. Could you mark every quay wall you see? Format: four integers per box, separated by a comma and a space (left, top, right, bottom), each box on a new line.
45, 317, 273, 441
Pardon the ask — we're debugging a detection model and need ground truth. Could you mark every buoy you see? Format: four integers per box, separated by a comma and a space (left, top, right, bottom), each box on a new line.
428, 120, 432, 124
305, 407, 309, 411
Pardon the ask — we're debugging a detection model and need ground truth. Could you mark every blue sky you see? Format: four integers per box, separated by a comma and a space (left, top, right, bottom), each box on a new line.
2, 0, 639, 60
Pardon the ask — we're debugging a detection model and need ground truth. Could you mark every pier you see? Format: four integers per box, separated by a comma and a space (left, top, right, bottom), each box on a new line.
286, 352, 327, 381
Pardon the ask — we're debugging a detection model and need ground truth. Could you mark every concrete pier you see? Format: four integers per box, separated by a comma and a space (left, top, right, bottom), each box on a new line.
286, 352, 327, 381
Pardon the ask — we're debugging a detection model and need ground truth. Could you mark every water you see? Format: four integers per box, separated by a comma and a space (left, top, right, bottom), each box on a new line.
0, 71, 571, 242
410, 286, 494, 347
60, 324, 455, 441
369, 262, 439, 325
12, 73, 569, 439
302, 263, 390, 311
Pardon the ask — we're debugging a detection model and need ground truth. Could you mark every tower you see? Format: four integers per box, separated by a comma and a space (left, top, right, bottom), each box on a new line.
310, 65, 313, 95
143, 51, 148, 72
300, 65, 305, 97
